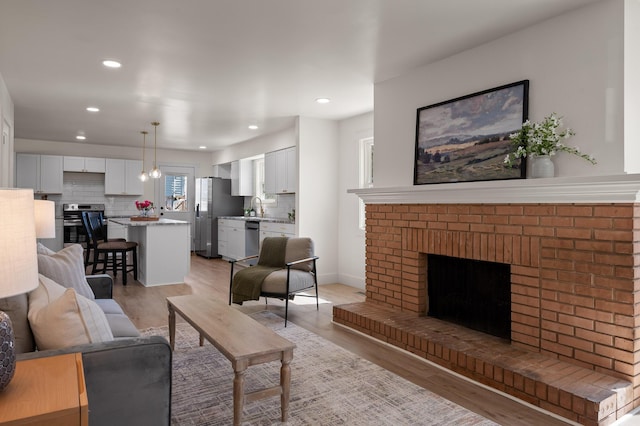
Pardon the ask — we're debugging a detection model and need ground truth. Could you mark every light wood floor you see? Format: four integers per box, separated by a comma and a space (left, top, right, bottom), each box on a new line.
112, 253, 570, 426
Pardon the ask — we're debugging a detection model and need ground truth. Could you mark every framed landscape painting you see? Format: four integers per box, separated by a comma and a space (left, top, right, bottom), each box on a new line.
414, 80, 529, 185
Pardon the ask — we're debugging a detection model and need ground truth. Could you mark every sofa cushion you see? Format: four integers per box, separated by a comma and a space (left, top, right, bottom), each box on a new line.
0, 293, 34, 353
94, 299, 140, 338
37, 243, 95, 300
28, 275, 114, 350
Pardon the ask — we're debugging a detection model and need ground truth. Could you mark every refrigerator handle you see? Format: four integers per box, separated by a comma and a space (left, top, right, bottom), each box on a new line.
196, 203, 200, 217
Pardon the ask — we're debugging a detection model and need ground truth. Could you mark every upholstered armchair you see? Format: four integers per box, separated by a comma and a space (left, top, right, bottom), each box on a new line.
229, 237, 319, 326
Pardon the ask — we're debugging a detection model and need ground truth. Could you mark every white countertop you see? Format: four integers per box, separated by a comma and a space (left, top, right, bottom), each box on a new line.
109, 217, 190, 226
218, 216, 294, 224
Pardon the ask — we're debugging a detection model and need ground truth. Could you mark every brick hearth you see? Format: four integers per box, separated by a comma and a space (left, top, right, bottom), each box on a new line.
334, 201, 640, 425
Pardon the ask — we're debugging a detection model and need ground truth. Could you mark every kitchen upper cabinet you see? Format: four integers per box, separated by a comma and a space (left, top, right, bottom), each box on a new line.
16, 153, 64, 194
63, 156, 105, 173
104, 159, 143, 195
231, 159, 253, 196
264, 147, 296, 194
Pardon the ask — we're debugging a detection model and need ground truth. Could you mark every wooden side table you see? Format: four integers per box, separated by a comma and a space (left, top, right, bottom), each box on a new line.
0, 353, 88, 425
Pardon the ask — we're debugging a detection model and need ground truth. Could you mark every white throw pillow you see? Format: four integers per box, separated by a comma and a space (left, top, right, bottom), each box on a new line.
37, 243, 95, 299
28, 274, 113, 350
36, 242, 56, 256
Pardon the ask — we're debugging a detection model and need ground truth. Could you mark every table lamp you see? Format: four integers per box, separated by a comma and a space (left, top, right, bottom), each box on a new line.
0, 189, 39, 391
34, 199, 56, 239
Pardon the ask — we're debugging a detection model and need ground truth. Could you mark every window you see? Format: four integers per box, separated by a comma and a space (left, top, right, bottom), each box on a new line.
253, 157, 276, 204
164, 174, 188, 211
359, 137, 374, 229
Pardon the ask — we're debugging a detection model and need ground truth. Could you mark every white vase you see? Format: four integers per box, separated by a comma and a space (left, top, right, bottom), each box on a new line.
531, 155, 555, 178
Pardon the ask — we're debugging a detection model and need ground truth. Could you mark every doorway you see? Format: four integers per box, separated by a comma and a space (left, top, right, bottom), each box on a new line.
155, 164, 196, 249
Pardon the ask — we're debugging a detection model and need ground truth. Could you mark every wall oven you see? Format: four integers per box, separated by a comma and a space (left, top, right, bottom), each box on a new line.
63, 203, 105, 248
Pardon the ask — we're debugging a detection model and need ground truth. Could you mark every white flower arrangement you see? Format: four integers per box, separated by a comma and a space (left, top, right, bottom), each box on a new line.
504, 113, 596, 167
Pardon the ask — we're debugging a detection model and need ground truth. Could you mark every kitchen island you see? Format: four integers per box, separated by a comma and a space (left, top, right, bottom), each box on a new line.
108, 218, 190, 286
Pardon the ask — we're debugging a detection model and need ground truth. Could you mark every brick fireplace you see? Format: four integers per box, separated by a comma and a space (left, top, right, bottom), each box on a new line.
336, 176, 640, 425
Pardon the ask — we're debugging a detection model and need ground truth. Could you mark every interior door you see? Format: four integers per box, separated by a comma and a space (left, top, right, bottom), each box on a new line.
155, 164, 196, 249
1, 120, 10, 187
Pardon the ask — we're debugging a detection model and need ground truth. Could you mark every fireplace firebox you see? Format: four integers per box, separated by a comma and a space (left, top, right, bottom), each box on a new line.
427, 254, 511, 340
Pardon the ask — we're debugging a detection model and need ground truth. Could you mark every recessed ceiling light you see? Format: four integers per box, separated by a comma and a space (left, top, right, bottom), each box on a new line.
102, 60, 122, 68
86, 107, 100, 112
248, 125, 259, 130
315, 98, 331, 104
199, 146, 206, 149
76, 135, 86, 141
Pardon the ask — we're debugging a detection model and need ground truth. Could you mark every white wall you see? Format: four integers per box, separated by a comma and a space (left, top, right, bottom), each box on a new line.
210, 126, 297, 165
210, 118, 342, 284
624, 0, 640, 173
374, 0, 627, 187
297, 117, 339, 284
0, 73, 14, 187
337, 112, 373, 289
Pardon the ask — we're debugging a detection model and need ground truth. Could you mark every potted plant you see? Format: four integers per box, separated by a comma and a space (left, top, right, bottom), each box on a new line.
504, 113, 596, 178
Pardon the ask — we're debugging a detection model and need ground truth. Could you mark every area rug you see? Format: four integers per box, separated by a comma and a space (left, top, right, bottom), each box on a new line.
143, 311, 497, 425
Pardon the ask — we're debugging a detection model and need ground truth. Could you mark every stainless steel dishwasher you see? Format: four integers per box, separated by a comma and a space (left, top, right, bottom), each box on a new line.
245, 221, 260, 265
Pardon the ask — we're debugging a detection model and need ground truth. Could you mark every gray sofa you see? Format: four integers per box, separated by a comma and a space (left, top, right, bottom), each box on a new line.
0, 274, 171, 426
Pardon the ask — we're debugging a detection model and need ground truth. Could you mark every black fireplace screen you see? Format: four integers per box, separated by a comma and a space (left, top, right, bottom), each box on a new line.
427, 254, 511, 340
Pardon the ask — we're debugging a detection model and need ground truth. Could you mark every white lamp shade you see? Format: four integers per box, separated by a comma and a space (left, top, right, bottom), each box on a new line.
0, 189, 39, 298
34, 200, 56, 239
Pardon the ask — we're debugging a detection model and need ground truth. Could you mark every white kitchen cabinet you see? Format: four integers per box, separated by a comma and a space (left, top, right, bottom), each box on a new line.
218, 218, 246, 260
264, 147, 296, 194
63, 156, 105, 173
259, 221, 295, 241
107, 219, 128, 240
231, 159, 253, 196
16, 153, 64, 194
104, 159, 143, 195
218, 219, 229, 258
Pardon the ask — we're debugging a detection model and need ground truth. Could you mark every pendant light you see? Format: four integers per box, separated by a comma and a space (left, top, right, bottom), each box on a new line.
139, 130, 149, 182
149, 121, 162, 179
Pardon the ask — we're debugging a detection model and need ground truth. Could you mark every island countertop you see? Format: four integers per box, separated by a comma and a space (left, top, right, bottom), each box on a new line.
109, 217, 189, 226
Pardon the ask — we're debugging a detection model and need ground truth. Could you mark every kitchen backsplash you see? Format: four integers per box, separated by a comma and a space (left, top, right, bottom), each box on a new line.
253, 193, 295, 220
42, 172, 297, 220
42, 172, 140, 218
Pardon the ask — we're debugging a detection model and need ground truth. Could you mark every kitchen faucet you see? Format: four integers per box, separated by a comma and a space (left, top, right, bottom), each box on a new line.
251, 196, 264, 218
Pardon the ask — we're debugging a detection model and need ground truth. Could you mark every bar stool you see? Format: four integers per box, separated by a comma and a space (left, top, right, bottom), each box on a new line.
83, 212, 126, 267
82, 211, 138, 285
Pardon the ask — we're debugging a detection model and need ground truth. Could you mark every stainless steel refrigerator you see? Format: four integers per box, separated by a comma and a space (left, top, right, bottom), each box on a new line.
194, 177, 244, 258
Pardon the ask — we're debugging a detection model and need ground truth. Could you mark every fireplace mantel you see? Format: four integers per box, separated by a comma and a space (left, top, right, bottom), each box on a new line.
348, 174, 640, 204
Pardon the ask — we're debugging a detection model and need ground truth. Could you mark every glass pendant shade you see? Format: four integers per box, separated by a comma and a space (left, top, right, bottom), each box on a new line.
150, 122, 161, 179
139, 130, 149, 182
150, 167, 161, 179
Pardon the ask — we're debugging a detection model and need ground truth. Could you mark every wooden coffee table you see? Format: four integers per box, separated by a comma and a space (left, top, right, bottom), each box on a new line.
167, 295, 295, 425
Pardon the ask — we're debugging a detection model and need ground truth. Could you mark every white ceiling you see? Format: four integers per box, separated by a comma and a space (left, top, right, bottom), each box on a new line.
0, 0, 600, 152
